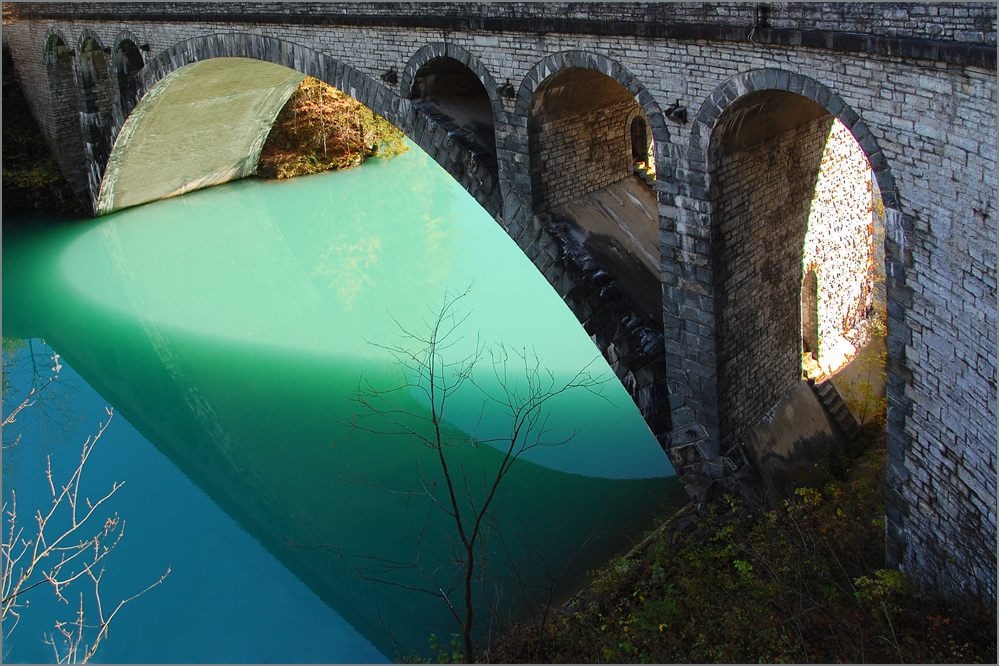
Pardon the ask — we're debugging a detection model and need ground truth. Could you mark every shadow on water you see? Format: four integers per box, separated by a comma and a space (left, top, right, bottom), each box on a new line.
2, 145, 683, 659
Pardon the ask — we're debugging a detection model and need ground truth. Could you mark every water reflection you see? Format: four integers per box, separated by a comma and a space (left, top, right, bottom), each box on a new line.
2, 144, 681, 660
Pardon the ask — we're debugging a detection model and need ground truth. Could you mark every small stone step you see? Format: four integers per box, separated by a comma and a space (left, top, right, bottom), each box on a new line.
811, 379, 862, 441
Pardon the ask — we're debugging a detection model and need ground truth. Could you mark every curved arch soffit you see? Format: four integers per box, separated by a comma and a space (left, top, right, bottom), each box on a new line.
400, 42, 508, 128
96, 55, 305, 215
516, 50, 671, 164
77, 29, 106, 54
692, 68, 900, 212
97, 33, 498, 217
43, 29, 71, 66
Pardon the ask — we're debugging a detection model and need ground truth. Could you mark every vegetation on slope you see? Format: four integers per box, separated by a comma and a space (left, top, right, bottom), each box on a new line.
486, 416, 997, 664
257, 76, 408, 179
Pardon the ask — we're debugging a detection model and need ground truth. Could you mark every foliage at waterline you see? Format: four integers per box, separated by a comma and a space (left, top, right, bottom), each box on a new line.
1, 43, 81, 216
257, 76, 408, 179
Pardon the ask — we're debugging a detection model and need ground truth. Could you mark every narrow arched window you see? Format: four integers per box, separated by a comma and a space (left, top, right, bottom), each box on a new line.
801, 269, 819, 360
630, 116, 647, 164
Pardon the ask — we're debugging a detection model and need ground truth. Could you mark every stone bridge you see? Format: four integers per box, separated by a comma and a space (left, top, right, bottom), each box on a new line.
3, 2, 996, 605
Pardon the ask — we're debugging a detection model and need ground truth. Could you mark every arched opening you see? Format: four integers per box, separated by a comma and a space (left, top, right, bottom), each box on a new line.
44, 33, 87, 195
630, 114, 656, 188
528, 67, 661, 319
630, 116, 647, 162
114, 39, 144, 118
78, 37, 114, 171
801, 268, 819, 361
409, 57, 496, 166
800, 118, 885, 383
709, 87, 885, 490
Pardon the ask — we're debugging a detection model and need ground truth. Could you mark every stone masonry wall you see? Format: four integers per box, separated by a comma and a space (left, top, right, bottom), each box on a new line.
8, 3, 996, 47
42, 38, 91, 202
3, 2, 995, 605
712, 114, 833, 445
533, 100, 637, 209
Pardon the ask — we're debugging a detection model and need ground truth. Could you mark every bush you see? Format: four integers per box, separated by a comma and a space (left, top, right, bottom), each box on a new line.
487, 420, 997, 664
257, 76, 407, 179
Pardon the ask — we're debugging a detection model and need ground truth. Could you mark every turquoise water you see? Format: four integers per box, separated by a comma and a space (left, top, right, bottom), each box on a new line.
2, 143, 681, 662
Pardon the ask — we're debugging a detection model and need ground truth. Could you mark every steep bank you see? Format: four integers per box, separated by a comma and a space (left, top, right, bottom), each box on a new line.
256, 76, 407, 179
486, 417, 997, 664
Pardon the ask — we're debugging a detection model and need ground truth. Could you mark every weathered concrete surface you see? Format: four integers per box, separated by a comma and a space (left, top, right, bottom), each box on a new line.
743, 380, 846, 502
97, 58, 304, 214
552, 176, 660, 319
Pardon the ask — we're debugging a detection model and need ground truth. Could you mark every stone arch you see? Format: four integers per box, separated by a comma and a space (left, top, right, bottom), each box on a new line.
400, 42, 504, 168
489, 52, 675, 465
42, 30, 89, 204
76, 30, 115, 199
76, 31, 112, 114
43, 29, 72, 67
94, 33, 501, 217
514, 50, 669, 212
672, 67, 910, 509
112, 30, 146, 122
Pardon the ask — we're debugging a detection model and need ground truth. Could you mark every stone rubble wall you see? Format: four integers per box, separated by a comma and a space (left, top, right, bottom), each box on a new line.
533, 99, 638, 210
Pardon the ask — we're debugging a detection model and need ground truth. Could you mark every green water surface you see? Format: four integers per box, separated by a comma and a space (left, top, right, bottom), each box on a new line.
2, 143, 682, 661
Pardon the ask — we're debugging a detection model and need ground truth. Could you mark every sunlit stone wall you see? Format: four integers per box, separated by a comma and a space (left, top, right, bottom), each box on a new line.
802, 119, 878, 375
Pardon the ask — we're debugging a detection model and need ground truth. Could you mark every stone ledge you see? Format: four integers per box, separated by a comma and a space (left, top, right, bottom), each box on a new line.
10, 4, 996, 69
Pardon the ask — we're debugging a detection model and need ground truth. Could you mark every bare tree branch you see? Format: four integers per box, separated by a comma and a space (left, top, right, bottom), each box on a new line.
2, 399, 169, 663
326, 288, 610, 662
